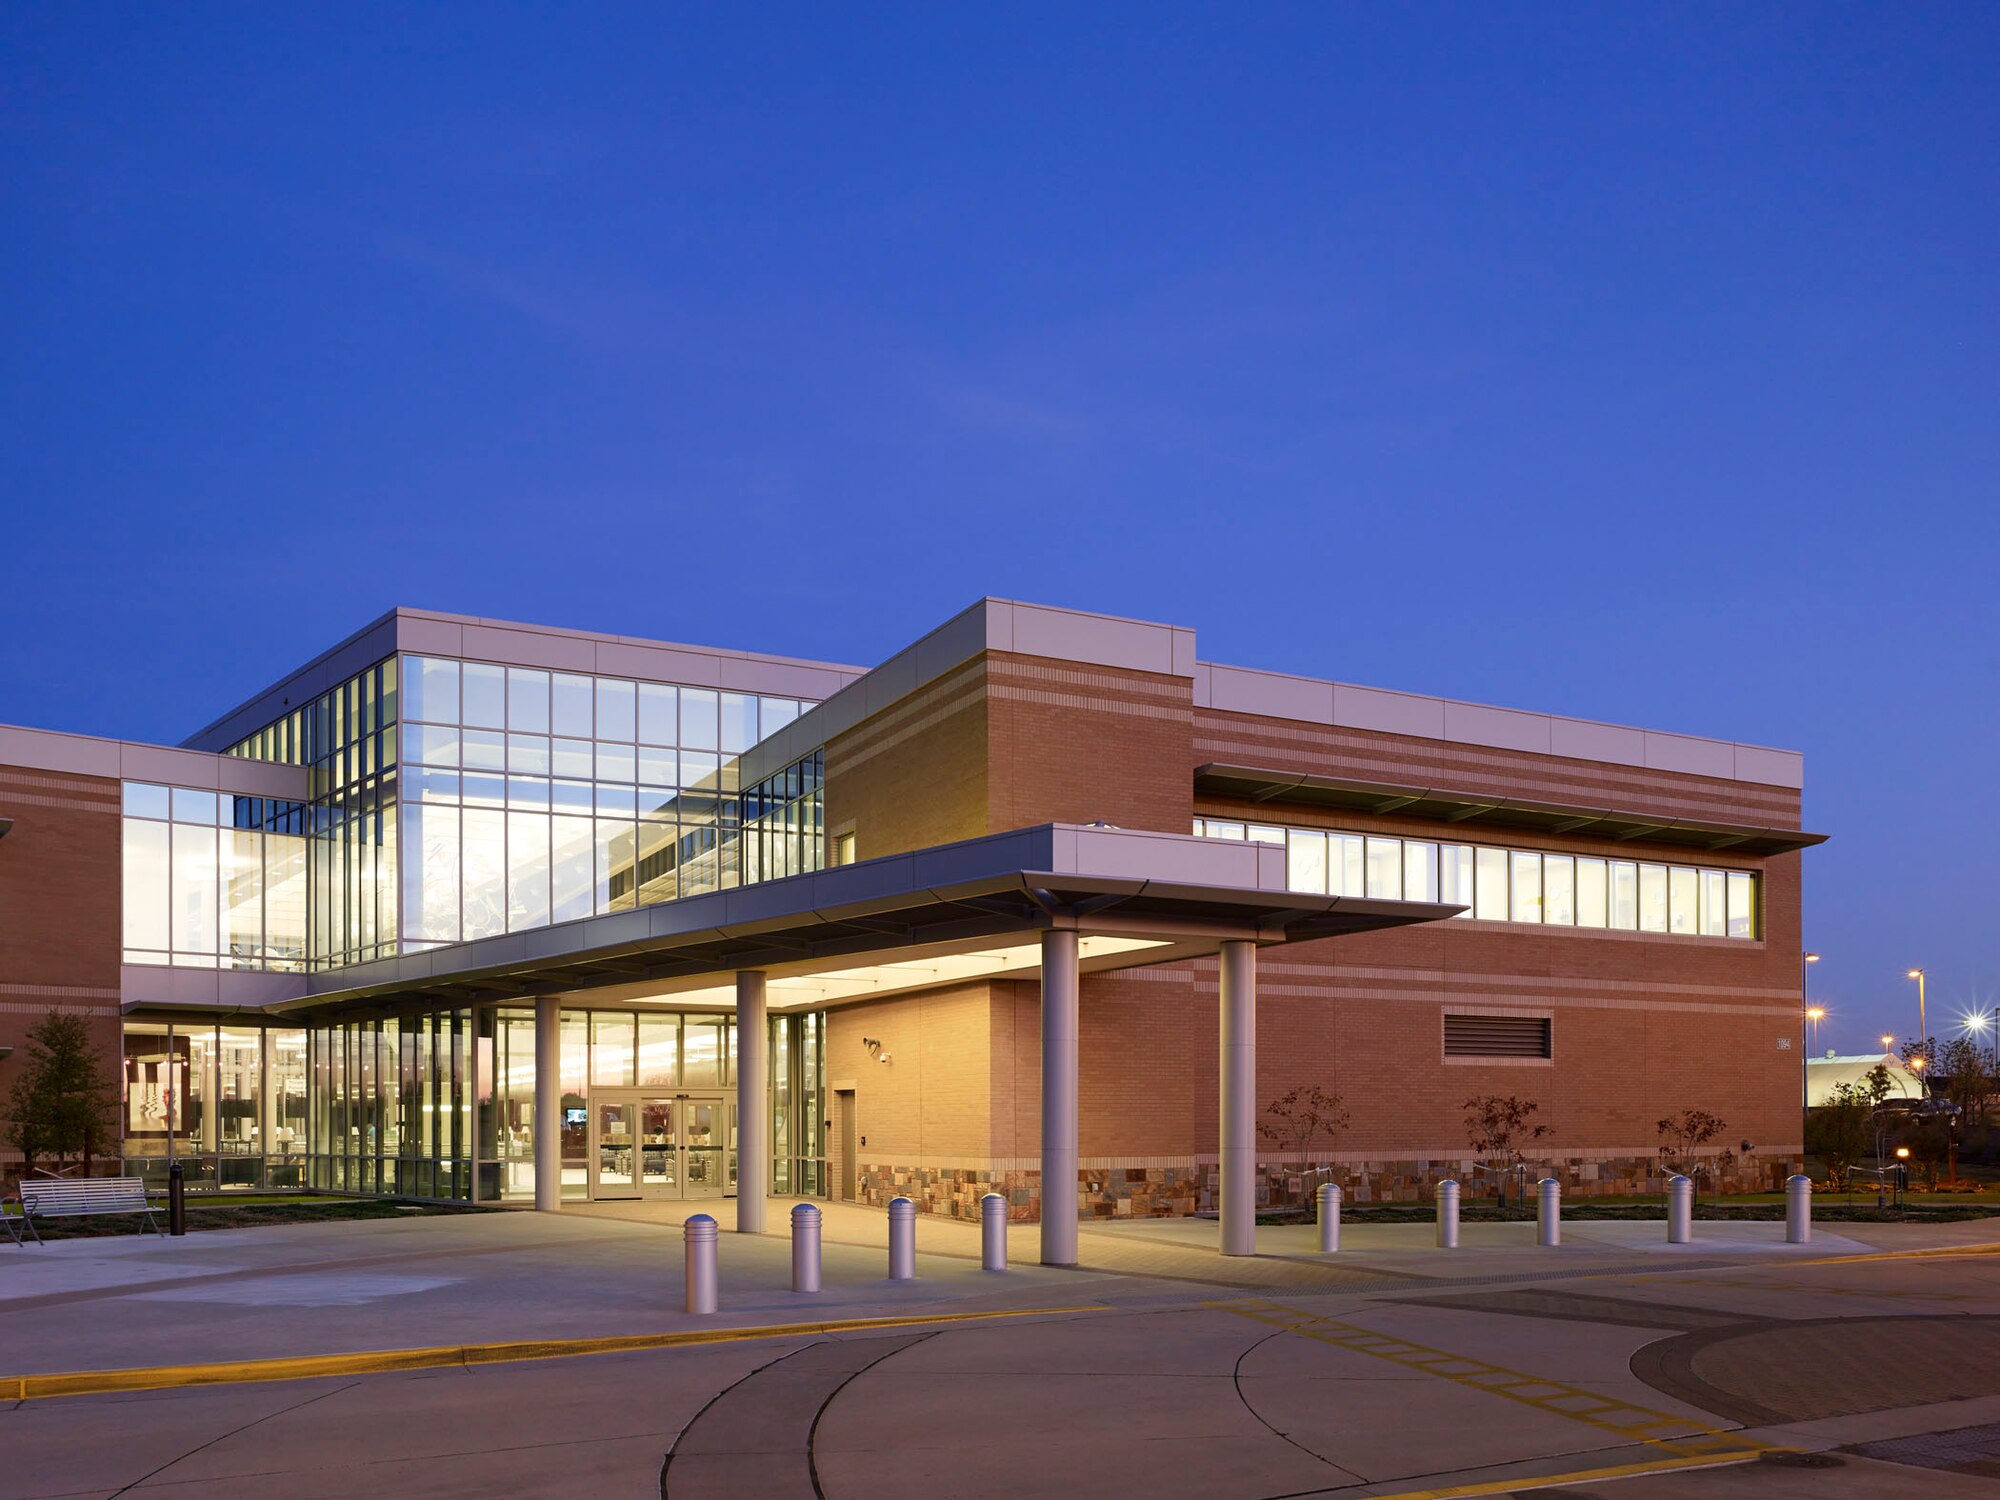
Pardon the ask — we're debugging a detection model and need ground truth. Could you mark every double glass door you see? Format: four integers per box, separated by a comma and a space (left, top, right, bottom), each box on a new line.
589, 1093, 734, 1200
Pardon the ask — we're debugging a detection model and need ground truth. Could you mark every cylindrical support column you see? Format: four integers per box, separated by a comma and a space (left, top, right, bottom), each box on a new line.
1317, 1181, 1342, 1253
1436, 1179, 1461, 1249
684, 1213, 719, 1315
735, 971, 768, 1234
534, 995, 562, 1212
888, 1195, 916, 1280
791, 1203, 822, 1293
1667, 1174, 1693, 1244
1785, 1174, 1811, 1245
1220, 939, 1258, 1258
1537, 1178, 1561, 1248
981, 1191, 1009, 1271
1039, 928, 1080, 1268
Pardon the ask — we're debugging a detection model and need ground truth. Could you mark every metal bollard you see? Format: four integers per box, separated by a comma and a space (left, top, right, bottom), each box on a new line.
981, 1192, 1008, 1271
888, 1195, 916, 1280
791, 1202, 822, 1293
167, 1160, 187, 1236
1537, 1177, 1561, 1248
1785, 1174, 1811, 1245
1667, 1175, 1693, 1245
1436, 1179, 1460, 1249
1317, 1181, 1342, 1253
684, 1213, 719, 1315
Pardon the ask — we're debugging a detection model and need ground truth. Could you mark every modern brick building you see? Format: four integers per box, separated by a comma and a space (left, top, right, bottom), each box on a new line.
0, 599, 1821, 1260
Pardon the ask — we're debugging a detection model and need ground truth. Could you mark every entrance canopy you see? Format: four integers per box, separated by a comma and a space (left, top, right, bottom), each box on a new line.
281, 823, 1463, 1019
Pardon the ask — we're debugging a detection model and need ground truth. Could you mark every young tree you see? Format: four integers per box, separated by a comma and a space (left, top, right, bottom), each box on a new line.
1260, 1085, 1350, 1200
3, 1012, 116, 1180
1805, 1084, 1872, 1192
1898, 1037, 1937, 1100
1656, 1108, 1728, 1185
1462, 1095, 1551, 1205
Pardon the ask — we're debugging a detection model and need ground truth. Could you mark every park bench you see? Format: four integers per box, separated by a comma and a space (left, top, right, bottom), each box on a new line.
3, 1176, 165, 1245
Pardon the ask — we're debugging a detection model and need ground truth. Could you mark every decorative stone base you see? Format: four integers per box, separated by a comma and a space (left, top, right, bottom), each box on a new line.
856, 1153, 1804, 1220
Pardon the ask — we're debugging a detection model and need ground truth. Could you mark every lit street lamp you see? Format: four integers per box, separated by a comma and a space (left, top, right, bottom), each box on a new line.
1800, 953, 1821, 1121
1806, 1006, 1827, 1055
1907, 967, 1928, 1055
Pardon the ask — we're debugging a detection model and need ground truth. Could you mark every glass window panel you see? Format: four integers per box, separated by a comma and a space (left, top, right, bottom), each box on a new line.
637, 1016, 679, 1087
1544, 855, 1575, 926
596, 784, 636, 817
679, 688, 718, 751
408, 723, 460, 767
638, 787, 678, 822
1365, 838, 1401, 899
1727, 871, 1756, 938
552, 738, 593, 778
171, 821, 219, 957
596, 743, 636, 783
461, 728, 506, 772
637, 745, 678, 785
265, 828, 308, 966
461, 808, 507, 940
1638, 864, 1669, 932
592, 1014, 636, 1087
1668, 865, 1699, 934
1440, 844, 1475, 915
406, 657, 460, 725
172, 788, 218, 824
638, 683, 678, 746
122, 818, 171, 953
597, 818, 637, 913
403, 803, 460, 943
1203, 820, 1246, 840
539, 672, 589, 737
507, 734, 551, 775
1334, 835, 1366, 897
551, 778, 593, 813
1474, 847, 1509, 920
417, 767, 460, 803
681, 751, 720, 790
1285, 830, 1327, 894
596, 679, 637, 741
1700, 869, 1728, 936
222, 829, 263, 965
506, 812, 551, 931
683, 1015, 725, 1087
1403, 841, 1438, 903
461, 772, 505, 809
506, 668, 550, 734
1576, 858, 1608, 927
1509, 851, 1542, 923
1608, 861, 1638, 929
123, 782, 170, 819
550, 814, 594, 924
507, 776, 550, 811
761, 698, 800, 735
720, 693, 757, 754
462, 663, 505, 729
1247, 824, 1285, 845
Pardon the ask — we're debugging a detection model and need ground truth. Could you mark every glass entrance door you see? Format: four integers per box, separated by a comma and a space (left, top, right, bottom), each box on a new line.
590, 1092, 735, 1201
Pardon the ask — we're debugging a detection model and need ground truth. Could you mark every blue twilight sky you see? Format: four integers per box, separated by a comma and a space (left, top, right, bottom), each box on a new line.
2, 7, 1995, 1049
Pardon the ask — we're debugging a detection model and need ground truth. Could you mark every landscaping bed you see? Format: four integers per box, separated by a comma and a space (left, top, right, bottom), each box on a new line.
1257, 1199, 2000, 1226
5, 1196, 499, 1241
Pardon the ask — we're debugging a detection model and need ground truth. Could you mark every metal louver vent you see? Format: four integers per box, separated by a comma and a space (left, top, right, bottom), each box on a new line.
1444, 1014, 1552, 1059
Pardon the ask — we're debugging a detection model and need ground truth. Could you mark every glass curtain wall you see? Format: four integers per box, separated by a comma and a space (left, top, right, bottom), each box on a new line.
305, 1012, 473, 1198
120, 1020, 309, 1189
122, 786, 309, 970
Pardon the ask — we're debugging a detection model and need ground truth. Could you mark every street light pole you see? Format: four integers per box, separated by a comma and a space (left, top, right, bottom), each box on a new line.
1800, 953, 1820, 1158
1907, 967, 1928, 1055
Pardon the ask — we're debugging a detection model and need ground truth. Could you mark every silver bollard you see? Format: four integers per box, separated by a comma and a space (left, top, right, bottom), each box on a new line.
1537, 1177, 1561, 1247
791, 1202, 822, 1293
1436, 1179, 1460, 1249
888, 1195, 916, 1280
684, 1213, 719, 1315
1317, 1181, 1342, 1253
981, 1192, 1008, 1271
1785, 1173, 1811, 1245
1667, 1174, 1693, 1244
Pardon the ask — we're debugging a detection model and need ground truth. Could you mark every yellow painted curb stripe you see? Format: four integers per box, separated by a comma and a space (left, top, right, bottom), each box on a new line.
3, 1304, 1107, 1402
1360, 1447, 1765, 1499
1794, 1241, 2000, 1267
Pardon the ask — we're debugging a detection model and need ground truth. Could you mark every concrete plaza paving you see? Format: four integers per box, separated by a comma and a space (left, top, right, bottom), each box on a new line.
3, 1201, 1999, 1497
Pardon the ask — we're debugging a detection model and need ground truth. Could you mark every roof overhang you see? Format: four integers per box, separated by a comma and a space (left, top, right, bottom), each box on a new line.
268, 822, 1462, 1020
1194, 764, 1827, 858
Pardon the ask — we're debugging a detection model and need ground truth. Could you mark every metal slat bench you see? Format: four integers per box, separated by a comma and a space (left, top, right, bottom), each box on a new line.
3, 1176, 165, 1245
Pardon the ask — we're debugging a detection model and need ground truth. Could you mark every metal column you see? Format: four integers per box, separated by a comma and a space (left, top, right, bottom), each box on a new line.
1220, 939, 1257, 1257
736, 970, 769, 1233
534, 995, 561, 1212
1040, 928, 1080, 1268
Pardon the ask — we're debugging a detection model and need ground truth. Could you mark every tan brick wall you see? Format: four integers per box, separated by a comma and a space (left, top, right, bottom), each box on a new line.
824, 656, 989, 861
0, 763, 125, 1175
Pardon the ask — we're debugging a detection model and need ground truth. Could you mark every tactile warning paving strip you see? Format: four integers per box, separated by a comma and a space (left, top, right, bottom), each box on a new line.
1849, 1418, 2000, 1473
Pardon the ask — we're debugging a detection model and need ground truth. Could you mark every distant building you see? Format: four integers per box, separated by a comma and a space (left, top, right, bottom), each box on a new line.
1806, 1052, 1923, 1107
